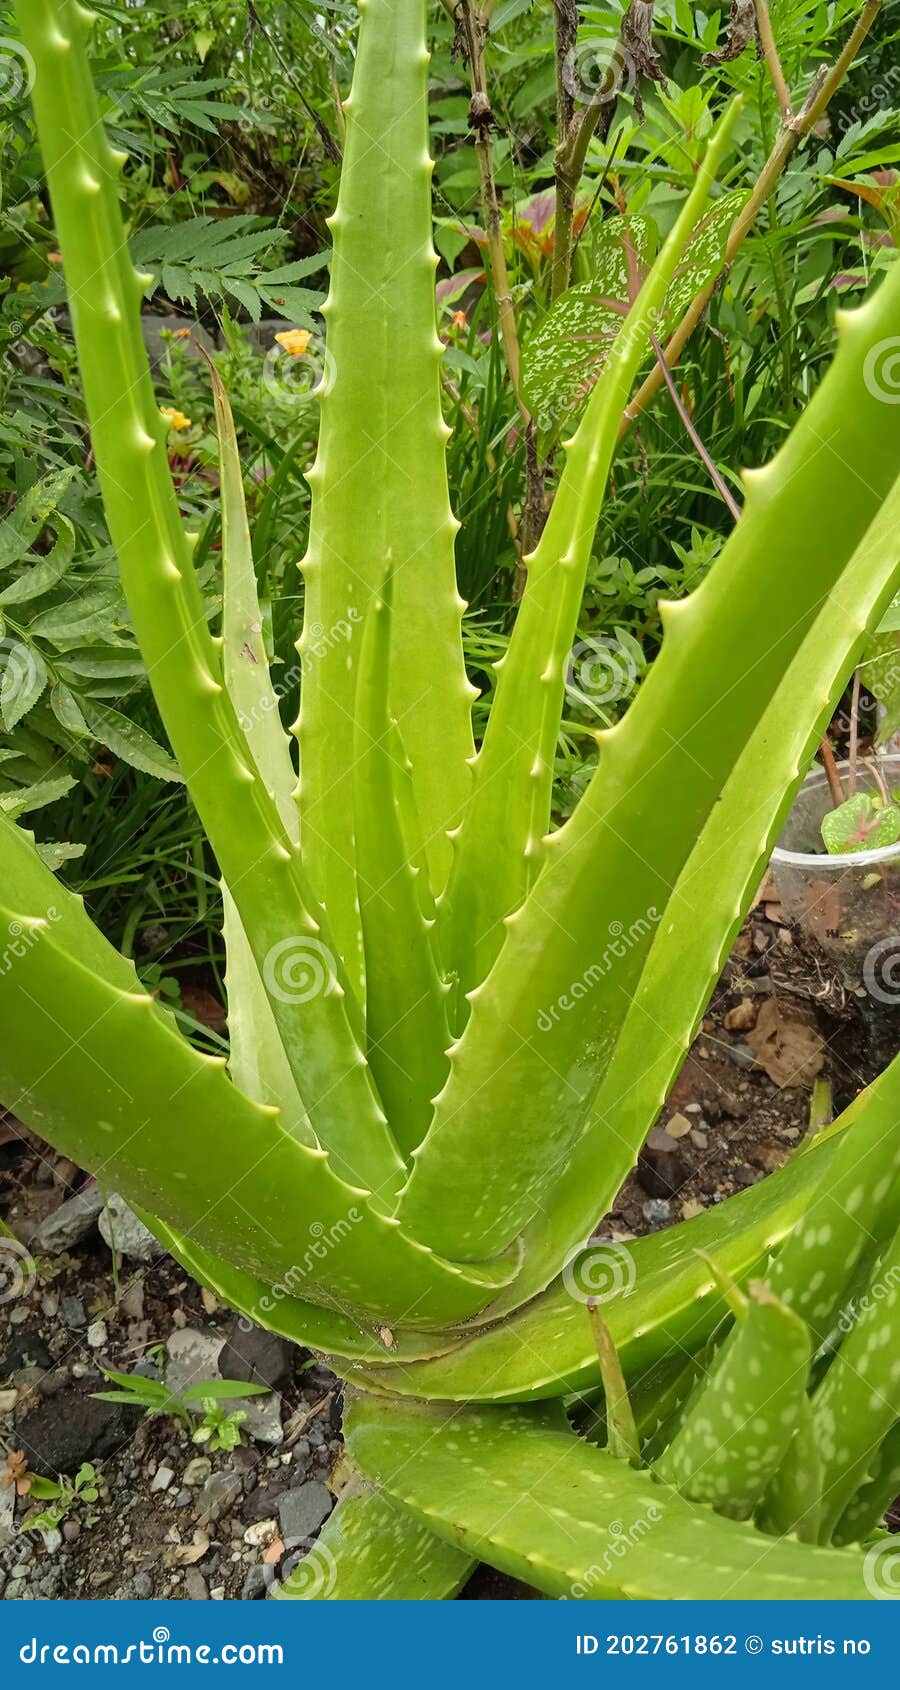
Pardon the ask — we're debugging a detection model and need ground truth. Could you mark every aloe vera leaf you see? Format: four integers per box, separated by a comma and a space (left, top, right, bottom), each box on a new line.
493, 467, 900, 1312
0, 827, 515, 1328
811, 1223, 900, 1542
766, 1066, 900, 1347
400, 285, 900, 1264
295, 0, 475, 994
345, 1117, 855, 1400
144, 1212, 465, 1365
834, 1420, 900, 1547
353, 582, 452, 1154
16, 0, 408, 1199
655, 1284, 811, 1521
204, 356, 312, 1142
441, 106, 740, 1020
757, 1398, 824, 1545
631, 1343, 720, 1466
346, 1396, 875, 1599
272, 1484, 473, 1600
587, 1305, 641, 1465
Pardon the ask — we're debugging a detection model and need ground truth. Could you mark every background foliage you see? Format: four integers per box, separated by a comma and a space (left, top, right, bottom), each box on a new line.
0, 0, 897, 1023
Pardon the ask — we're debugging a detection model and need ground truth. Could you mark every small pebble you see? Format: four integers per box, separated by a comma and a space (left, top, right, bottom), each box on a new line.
61, 1297, 86, 1329
86, 1321, 108, 1350
182, 1457, 212, 1487
243, 1518, 277, 1548
151, 1467, 175, 1494
641, 1198, 671, 1225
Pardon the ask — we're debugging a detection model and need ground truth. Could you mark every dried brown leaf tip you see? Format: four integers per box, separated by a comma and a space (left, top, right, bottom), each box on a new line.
702, 0, 762, 66
622, 0, 668, 120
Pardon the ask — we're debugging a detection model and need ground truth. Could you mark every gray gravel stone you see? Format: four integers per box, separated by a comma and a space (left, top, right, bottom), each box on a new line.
238, 1391, 283, 1446
242, 1565, 268, 1600
277, 1480, 332, 1542
30, 1185, 104, 1254
165, 1328, 224, 1400
184, 1569, 209, 1601
151, 1466, 175, 1493
60, 1297, 86, 1329
198, 1470, 243, 1523
99, 1194, 165, 1263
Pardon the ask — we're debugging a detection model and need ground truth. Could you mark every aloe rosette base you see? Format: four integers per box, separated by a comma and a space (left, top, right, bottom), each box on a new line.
4, 0, 900, 1599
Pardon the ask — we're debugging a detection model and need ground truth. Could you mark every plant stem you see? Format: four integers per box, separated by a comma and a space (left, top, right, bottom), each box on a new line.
848, 669, 861, 794
455, 0, 545, 576
819, 736, 846, 807
621, 0, 883, 435
247, 0, 342, 163
648, 332, 742, 521
753, 0, 792, 120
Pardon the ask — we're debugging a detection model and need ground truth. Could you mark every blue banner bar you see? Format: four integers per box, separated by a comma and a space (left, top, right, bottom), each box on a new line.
2, 1601, 897, 1686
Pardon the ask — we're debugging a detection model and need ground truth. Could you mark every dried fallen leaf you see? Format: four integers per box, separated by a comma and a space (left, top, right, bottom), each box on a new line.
746, 997, 825, 1089
2, 1449, 29, 1494
170, 1529, 210, 1566
180, 987, 227, 1035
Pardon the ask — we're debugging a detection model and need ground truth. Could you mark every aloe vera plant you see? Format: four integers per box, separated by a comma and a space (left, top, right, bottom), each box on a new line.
6, 0, 900, 1600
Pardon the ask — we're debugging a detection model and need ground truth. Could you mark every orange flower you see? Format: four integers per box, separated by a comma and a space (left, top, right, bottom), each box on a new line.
159, 405, 192, 432
450, 310, 468, 331
275, 328, 312, 357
